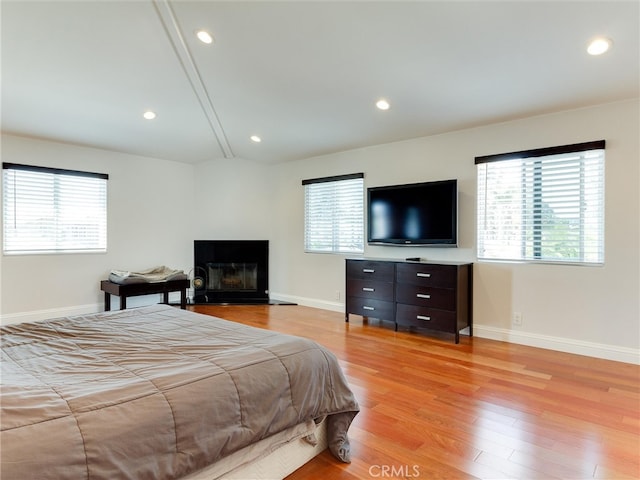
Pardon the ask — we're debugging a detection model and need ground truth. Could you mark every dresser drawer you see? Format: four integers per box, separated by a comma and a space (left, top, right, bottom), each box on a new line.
347, 279, 394, 302
347, 296, 395, 321
347, 260, 395, 281
395, 285, 455, 310
395, 304, 456, 332
396, 263, 457, 288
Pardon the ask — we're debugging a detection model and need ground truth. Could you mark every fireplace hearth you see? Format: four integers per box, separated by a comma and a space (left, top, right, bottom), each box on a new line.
193, 240, 269, 304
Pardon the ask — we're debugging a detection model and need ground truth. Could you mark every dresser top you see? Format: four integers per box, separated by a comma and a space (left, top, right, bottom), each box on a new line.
346, 257, 472, 266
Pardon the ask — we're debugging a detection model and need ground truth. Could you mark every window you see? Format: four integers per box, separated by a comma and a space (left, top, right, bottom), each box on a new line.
303, 173, 364, 254
476, 141, 605, 264
3, 163, 108, 254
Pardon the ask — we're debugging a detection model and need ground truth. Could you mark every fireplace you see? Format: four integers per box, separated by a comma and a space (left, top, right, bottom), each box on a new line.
193, 240, 269, 303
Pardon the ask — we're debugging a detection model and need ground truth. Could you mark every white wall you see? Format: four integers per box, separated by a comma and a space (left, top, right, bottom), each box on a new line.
269, 99, 639, 363
2, 100, 638, 363
0, 134, 196, 321
192, 157, 273, 240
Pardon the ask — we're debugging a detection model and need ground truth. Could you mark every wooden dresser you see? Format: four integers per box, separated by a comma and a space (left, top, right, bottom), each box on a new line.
345, 258, 472, 343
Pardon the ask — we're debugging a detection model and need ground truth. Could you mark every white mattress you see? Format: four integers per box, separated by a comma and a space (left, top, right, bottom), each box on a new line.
181, 418, 327, 480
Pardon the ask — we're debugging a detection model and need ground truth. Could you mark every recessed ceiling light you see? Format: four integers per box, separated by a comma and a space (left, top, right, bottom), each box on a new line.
250, 135, 262, 143
587, 37, 612, 56
143, 110, 156, 120
376, 99, 390, 111
196, 30, 214, 44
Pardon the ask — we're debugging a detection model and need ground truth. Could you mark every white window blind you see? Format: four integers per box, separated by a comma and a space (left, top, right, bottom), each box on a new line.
476, 141, 605, 264
303, 173, 364, 254
3, 163, 108, 254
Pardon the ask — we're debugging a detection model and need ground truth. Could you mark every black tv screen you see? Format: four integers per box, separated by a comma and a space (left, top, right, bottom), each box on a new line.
367, 179, 457, 246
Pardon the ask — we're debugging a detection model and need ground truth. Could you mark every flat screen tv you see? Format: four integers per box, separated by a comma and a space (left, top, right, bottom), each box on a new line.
367, 179, 457, 246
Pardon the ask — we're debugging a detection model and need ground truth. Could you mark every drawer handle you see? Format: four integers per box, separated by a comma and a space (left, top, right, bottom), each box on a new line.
363, 268, 375, 273
362, 287, 375, 292
416, 273, 431, 278
417, 315, 431, 321
363, 306, 375, 311
416, 293, 431, 299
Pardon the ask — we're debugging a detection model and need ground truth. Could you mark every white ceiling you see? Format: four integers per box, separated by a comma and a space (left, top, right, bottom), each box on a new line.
2, 1, 638, 165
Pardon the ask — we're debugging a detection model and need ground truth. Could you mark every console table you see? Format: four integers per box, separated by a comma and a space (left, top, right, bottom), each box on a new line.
100, 279, 190, 311
345, 258, 472, 343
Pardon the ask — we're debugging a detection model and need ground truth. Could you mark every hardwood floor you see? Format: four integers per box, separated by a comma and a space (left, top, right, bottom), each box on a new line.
190, 304, 640, 480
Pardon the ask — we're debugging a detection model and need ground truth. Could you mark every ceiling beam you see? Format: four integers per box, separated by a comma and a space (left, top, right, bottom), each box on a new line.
152, 0, 235, 159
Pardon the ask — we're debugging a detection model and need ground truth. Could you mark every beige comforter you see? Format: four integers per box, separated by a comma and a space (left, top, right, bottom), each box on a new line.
0, 305, 359, 480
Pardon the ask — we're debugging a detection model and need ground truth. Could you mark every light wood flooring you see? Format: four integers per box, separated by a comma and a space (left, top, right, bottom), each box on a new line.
190, 304, 639, 480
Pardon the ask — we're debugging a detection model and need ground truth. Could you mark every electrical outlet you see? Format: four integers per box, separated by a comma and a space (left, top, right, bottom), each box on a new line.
335, 290, 341, 301
512, 311, 523, 326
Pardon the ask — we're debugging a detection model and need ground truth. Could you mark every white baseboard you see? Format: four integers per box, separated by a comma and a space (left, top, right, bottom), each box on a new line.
474, 324, 640, 365
270, 293, 344, 313
1, 304, 102, 326
0, 293, 183, 326
274, 294, 639, 365
4, 298, 638, 365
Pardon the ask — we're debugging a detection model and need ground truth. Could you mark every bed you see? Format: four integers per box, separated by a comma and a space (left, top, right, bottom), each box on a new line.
0, 304, 359, 479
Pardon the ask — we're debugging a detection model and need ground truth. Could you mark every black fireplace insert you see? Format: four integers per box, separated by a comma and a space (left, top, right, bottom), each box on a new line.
193, 240, 269, 303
